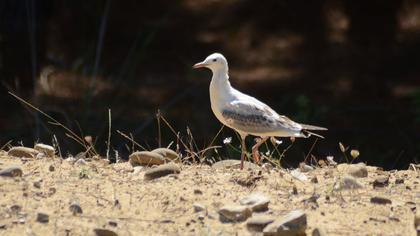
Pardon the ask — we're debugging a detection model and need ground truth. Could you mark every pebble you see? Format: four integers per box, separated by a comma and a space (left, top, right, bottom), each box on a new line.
66, 156, 77, 164
34, 143, 55, 157
370, 196, 392, 205
263, 210, 307, 235
129, 151, 166, 166
193, 203, 206, 213
246, 215, 275, 232
132, 166, 144, 175
49, 165, 55, 172
36, 212, 49, 223
108, 221, 118, 227
312, 227, 327, 236
326, 156, 337, 166
197, 214, 205, 221
94, 228, 118, 236
193, 189, 203, 195
212, 159, 260, 170
373, 176, 389, 188
10, 204, 22, 213
0, 165, 23, 177
69, 201, 83, 215
395, 178, 404, 184
415, 213, 420, 234
311, 176, 319, 184
292, 185, 298, 195
144, 163, 181, 180
8, 147, 39, 158
218, 205, 252, 222
75, 158, 87, 166
33, 181, 41, 188
290, 169, 308, 181
239, 193, 270, 212
151, 148, 179, 161
347, 163, 368, 178
299, 162, 314, 172
335, 175, 364, 190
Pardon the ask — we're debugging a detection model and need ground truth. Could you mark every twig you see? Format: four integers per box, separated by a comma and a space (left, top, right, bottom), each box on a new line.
9, 92, 94, 155
106, 108, 112, 160
116, 130, 147, 151
156, 110, 162, 148
0, 140, 13, 151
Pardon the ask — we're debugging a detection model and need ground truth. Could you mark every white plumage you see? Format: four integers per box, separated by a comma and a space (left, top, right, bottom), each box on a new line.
193, 53, 327, 169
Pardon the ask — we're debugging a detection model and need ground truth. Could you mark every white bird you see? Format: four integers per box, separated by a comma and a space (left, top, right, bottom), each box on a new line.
193, 53, 327, 170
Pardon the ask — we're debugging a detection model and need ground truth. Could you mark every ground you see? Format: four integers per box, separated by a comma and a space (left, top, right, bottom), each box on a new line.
0, 151, 418, 236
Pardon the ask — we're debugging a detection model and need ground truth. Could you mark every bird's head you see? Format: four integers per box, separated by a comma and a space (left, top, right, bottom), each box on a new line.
193, 53, 228, 73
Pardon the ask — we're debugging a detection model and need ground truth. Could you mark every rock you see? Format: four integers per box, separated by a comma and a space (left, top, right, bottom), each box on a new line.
10, 204, 22, 213
193, 203, 206, 213
36, 212, 49, 223
290, 169, 308, 181
66, 156, 77, 163
108, 221, 118, 227
131, 166, 144, 175
94, 228, 118, 236
335, 175, 364, 190
69, 201, 83, 215
129, 151, 166, 166
194, 189, 203, 195
0, 166, 23, 177
292, 186, 298, 195
212, 159, 260, 170
197, 214, 205, 221
263, 210, 307, 236
347, 163, 368, 178
299, 162, 314, 172
75, 158, 87, 166
262, 163, 275, 172
326, 156, 337, 166
370, 196, 392, 205
247, 215, 275, 232
151, 148, 179, 161
34, 143, 55, 157
218, 205, 252, 222
48, 165, 55, 172
144, 163, 181, 180
312, 227, 327, 236
395, 178, 404, 184
373, 176, 389, 188
239, 193, 270, 212
33, 181, 41, 188
8, 147, 39, 158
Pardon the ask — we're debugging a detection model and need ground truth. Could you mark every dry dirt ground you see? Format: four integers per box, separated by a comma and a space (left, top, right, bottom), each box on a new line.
0, 151, 419, 236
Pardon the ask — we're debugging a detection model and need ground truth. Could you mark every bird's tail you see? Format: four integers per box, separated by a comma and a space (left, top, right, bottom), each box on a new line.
300, 123, 328, 131
300, 123, 328, 139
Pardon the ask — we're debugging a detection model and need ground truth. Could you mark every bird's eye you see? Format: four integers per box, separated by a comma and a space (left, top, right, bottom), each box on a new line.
212, 59, 217, 62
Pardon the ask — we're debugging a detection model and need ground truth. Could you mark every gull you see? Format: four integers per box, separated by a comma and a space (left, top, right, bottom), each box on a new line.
193, 53, 327, 170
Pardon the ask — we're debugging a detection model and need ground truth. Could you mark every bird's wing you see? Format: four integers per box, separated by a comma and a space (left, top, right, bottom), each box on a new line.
221, 100, 302, 135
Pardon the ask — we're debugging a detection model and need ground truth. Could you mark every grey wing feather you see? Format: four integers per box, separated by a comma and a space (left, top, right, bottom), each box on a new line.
221, 101, 302, 135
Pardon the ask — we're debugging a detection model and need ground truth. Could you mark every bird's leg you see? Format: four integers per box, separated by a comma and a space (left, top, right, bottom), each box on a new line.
252, 136, 269, 164
240, 135, 247, 170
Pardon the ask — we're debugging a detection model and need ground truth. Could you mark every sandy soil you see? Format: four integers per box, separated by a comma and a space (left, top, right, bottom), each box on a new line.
0, 151, 418, 236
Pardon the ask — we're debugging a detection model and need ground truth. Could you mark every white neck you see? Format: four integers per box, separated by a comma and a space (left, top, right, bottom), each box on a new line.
209, 68, 233, 121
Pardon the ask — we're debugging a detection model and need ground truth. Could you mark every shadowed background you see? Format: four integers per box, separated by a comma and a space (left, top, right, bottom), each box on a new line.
1, 0, 419, 169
